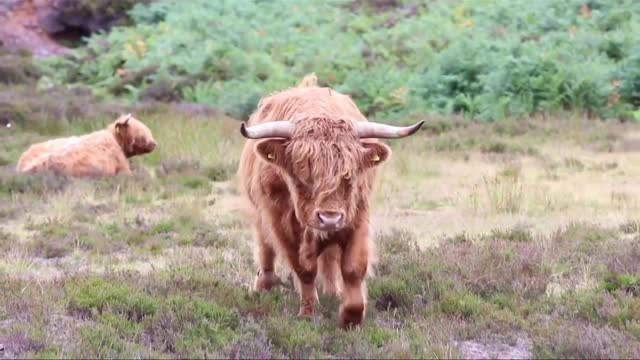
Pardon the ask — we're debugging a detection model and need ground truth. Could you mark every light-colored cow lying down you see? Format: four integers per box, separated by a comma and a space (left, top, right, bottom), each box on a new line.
17, 114, 157, 178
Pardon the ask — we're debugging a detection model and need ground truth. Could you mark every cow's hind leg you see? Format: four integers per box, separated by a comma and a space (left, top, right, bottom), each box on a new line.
339, 228, 369, 329
253, 219, 281, 292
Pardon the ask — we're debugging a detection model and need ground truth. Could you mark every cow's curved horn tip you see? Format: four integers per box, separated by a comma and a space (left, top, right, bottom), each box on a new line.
240, 122, 249, 138
409, 120, 425, 135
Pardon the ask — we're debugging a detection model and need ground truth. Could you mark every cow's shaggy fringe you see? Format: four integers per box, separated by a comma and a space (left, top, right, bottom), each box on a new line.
251, 82, 372, 198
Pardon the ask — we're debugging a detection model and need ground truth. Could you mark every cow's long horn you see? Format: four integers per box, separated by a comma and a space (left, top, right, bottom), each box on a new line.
356, 120, 424, 139
240, 121, 295, 139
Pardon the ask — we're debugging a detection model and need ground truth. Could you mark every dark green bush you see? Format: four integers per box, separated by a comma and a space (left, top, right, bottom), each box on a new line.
37, 0, 640, 121
618, 48, 640, 107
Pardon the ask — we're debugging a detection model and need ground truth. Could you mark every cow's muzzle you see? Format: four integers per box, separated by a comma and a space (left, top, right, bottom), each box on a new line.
316, 211, 345, 231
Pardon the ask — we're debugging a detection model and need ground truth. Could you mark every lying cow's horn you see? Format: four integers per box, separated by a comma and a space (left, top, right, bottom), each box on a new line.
240, 121, 295, 139
356, 120, 425, 139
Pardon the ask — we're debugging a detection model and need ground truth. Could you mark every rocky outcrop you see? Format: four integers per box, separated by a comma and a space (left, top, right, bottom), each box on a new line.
0, 0, 148, 57
36, 0, 146, 37
0, 0, 70, 57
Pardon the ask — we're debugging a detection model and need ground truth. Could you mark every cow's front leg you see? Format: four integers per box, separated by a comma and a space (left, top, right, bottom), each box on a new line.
318, 243, 343, 298
339, 226, 369, 329
253, 219, 281, 292
294, 231, 319, 318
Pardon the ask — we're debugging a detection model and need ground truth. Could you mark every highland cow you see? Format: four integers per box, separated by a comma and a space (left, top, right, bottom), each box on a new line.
238, 74, 423, 328
17, 114, 156, 178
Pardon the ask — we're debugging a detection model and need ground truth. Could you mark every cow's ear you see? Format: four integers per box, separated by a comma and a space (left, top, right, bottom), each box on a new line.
255, 139, 287, 167
114, 114, 131, 134
362, 142, 391, 168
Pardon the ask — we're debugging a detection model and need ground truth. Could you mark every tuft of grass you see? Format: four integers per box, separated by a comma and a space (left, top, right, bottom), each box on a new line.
181, 176, 208, 190
205, 162, 238, 182
563, 157, 585, 171
369, 278, 413, 311
480, 140, 538, 156
439, 292, 488, 320
491, 120, 537, 137
604, 273, 640, 297
440, 240, 550, 298
552, 222, 616, 245
155, 159, 200, 174
0, 156, 11, 167
99, 313, 144, 341
485, 224, 534, 243
26, 220, 94, 259
66, 278, 159, 321
483, 172, 524, 214
370, 229, 447, 312
0, 168, 70, 197
365, 325, 394, 348
74, 324, 133, 359
221, 320, 278, 359
150, 220, 176, 235
0, 228, 17, 252
619, 220, 640, 235
147, 296, 240, 357
154, 157, 238, 184
533, 321, 640, 359
265, 318, 323, 357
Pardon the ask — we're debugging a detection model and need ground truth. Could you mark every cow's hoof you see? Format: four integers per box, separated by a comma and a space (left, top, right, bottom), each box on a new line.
321, 283, 343, 299
339, 303, 365, 329
254, 270, 280, 292
297, 308, 315, 320
297, 297, 316, 320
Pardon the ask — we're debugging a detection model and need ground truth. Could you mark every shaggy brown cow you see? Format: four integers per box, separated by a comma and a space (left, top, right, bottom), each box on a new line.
17, 114, 156, 177
238, 75, 423, 328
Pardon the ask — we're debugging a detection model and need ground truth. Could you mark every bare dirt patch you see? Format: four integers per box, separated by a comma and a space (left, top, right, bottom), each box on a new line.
454, 337, 532, 359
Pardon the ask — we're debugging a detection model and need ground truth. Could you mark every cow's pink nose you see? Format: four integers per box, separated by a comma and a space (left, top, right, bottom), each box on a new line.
148, 141, 156, 150
317, 211, 344, 228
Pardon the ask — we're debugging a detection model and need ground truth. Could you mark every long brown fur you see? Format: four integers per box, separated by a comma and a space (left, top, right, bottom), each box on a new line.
17, 114, 156, 178
238, 74, 390, 328
16, 136, 82, 173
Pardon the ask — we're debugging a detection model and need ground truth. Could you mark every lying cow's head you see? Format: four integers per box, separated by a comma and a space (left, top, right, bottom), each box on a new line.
241, 117, 423, 232
110, 114, 157, 157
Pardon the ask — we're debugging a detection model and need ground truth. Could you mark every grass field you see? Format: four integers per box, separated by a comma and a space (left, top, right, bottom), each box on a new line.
1, 111, 640, 358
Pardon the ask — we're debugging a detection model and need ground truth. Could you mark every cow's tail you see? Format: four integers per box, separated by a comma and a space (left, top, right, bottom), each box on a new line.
297, 72, 318, 87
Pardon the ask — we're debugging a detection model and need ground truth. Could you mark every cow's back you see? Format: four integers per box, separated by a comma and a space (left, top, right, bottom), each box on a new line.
43, 130, 126, 177
249, 86, 367, 126
17, 136, 82, 173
